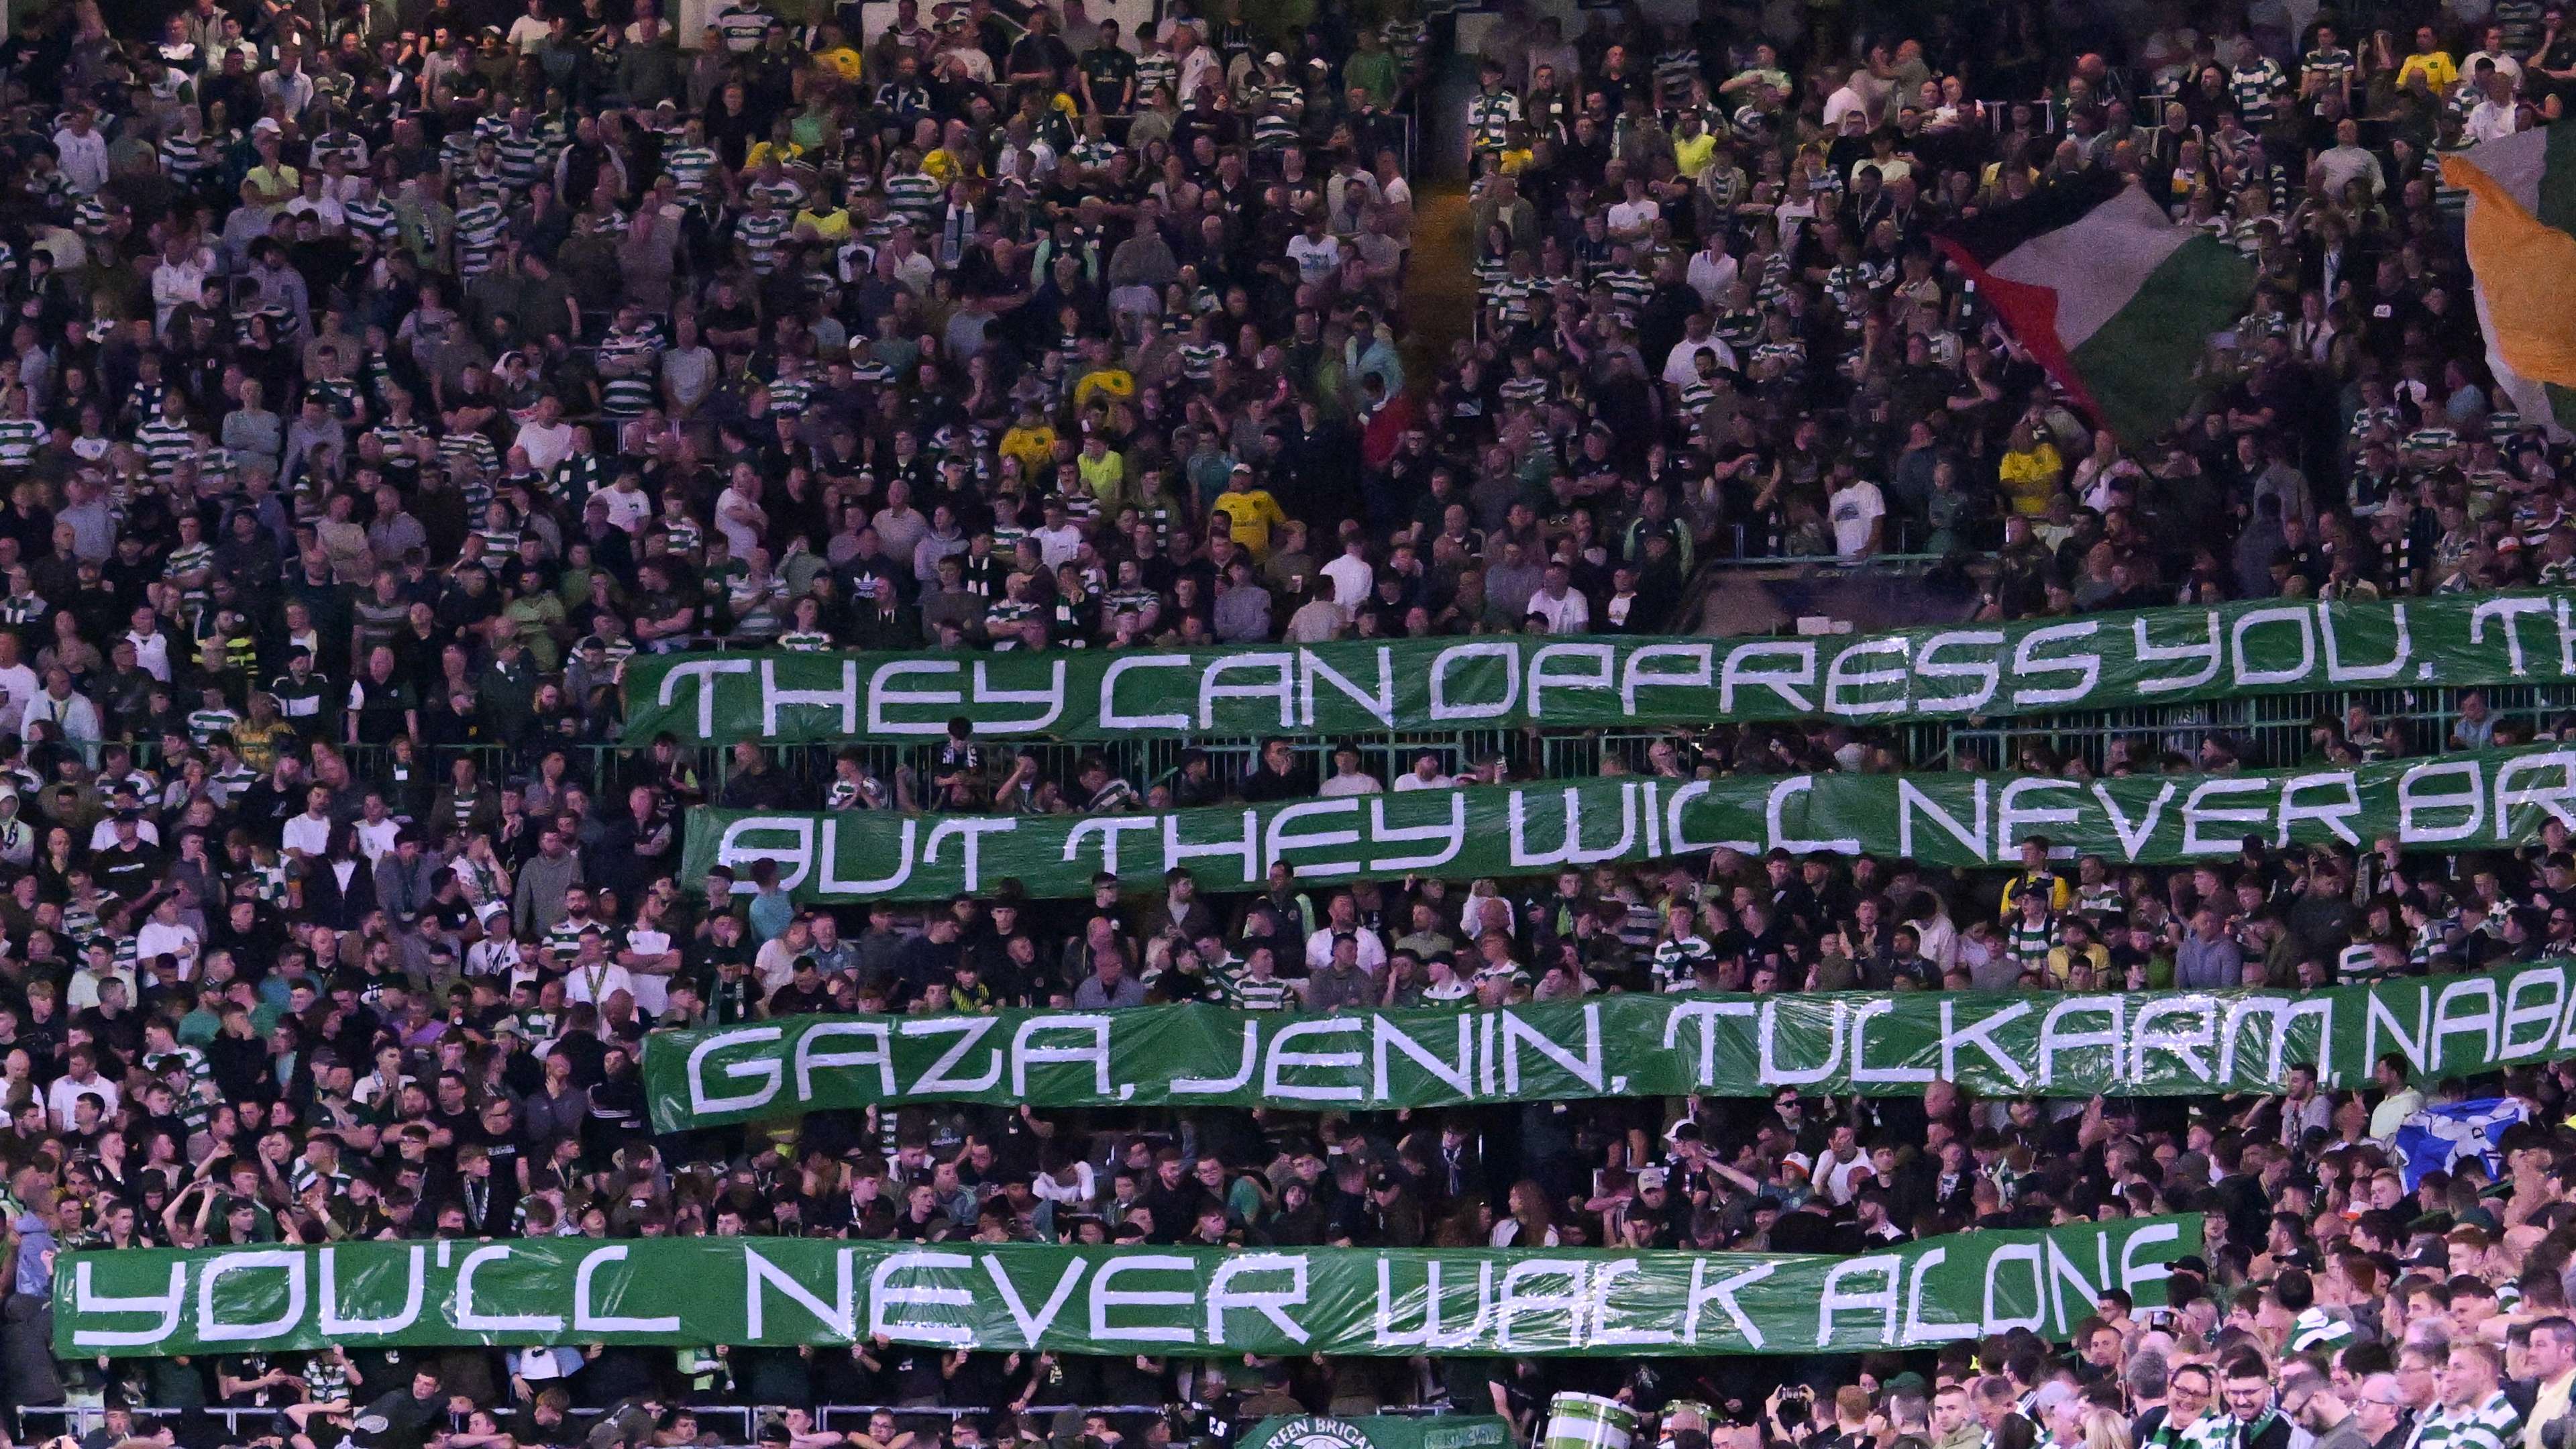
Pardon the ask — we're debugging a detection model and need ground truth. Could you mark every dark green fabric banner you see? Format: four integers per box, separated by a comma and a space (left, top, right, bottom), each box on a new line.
641, 963, 2576, 1128
1243, 1415, 1511, 1449
54, 1220, 2196, 1358
621, 596, 2575, 744
680, 747, 2576, 903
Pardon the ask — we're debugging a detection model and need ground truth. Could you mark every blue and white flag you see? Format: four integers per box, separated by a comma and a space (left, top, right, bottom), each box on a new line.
2392, 1098, 2529, 1192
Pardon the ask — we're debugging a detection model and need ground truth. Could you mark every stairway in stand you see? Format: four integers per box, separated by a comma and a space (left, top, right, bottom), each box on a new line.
1398, 184, 1477, 388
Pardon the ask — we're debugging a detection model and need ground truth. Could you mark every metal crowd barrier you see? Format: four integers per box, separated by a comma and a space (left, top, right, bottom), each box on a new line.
117, 677, 2565, 826
17, 1403, 1210, 1440
1933, 681, 2576, 773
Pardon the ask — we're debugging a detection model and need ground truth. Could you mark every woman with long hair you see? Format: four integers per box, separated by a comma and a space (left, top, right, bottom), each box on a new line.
1489, 1178, 1558, 1247
300, 824, 376, 930
2078, 1407, 2132, 1449
1431, 1196, 1493, 1248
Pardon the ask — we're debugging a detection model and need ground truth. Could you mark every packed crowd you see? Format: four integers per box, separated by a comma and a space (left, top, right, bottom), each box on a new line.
0, 0, 2567, 1443
1456, 0, 2576, 610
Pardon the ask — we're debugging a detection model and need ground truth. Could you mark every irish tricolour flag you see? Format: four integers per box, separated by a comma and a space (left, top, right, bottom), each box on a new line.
1932, 172, 2254, 445
2445, 123, 2576, 435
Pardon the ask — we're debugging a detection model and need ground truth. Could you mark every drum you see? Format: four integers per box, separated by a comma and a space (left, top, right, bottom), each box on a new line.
1656, 1401, 1715, 1446
1546, 1394, 1638, 1449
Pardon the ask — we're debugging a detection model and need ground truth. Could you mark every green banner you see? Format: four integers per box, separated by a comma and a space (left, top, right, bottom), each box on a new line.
643, 963, 2576, 1128
680, 747, 2576, 902
54, 1220, 2195, 1359
1244, 1417, 1511, 1449
621, 596, 2576, 744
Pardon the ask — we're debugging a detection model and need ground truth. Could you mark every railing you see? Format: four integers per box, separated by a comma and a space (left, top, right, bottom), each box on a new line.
1703, 547, 1952, 571
720, 728, 1672, 802
1931, 681, 2575, 774
15, 1402, 1450, 1440
178, 679, 2565, 812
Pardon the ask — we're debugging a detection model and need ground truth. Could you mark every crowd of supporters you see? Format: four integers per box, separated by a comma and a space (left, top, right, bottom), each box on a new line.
0, 0, 2565, 1444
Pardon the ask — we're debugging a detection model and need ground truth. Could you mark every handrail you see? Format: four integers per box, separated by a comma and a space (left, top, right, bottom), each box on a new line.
13, 1403, 1301, 1438
121, 680, 2562, 812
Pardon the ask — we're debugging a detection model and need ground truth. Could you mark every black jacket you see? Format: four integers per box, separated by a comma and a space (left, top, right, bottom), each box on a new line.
300, 854, 379, 932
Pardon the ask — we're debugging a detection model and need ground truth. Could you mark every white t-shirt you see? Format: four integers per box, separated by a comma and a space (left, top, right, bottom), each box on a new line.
123, 629, 172, 682
562, 960, 636, 1009
281, 811, 334, 859
1287, 233, 1342, 283
467, 936, 533, 989
87, 816, 163, 851
282, 194, 345, 231
1821, 1150, 1876, 1205
1830, 480, 1887, 556
1032, 521, 1084, 568
64, 966, 133, 1012
1529, 586, 1589, 633
1321, 551, 1375, 616
512, 1347, 580, 1381
1663, 335, 1737, 386
2462, 49, 2523, 84
1607, 198, 1658, 236
0, 661, 38, 735
753, 936, 804, 994
1774, 196, 1818, 254
2467, 98, 2521, 142
600, 484, 654, 533
52, 127, 107, 193
1304, 925, 1388, 974
515, 419, 576, 472
48, 1072, 118, 1131
1032, 1161, 1096, 1205
1686, 248, 1739, 305
1391, 770, 1454, 792
134, 919, 200, 970
621, 927, 675, 1016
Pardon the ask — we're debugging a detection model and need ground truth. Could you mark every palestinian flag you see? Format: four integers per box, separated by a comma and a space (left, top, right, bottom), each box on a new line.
1931, 172, 2255, 445
2444, 123, 2576, 435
